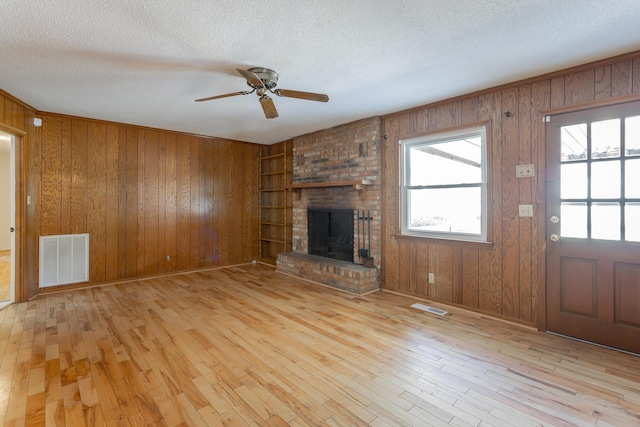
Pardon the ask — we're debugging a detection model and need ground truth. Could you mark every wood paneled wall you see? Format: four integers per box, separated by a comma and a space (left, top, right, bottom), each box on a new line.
381, 52, 640, 326
35, 114, 260, 289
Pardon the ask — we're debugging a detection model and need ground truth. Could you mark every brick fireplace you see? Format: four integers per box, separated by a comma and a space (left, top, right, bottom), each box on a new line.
276, 117, 382, 295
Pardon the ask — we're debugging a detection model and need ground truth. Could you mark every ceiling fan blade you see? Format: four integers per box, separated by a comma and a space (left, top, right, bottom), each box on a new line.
195, 91, 250, 102
274, 89, 329, 102
259, 96, 279, 119
236, 68, 265, 88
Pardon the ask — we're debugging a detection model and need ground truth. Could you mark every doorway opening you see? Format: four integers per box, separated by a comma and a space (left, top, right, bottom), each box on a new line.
0, 130, 15, 308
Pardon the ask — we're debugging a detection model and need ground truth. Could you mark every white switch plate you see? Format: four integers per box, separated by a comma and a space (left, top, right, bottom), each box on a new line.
518, 204, 534, 217
516, 164, 535, 178
428, 273, 434, 283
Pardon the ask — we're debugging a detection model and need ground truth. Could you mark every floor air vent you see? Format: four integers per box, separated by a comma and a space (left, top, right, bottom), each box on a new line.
410, 303, 449, 316
39, 234, 89, 288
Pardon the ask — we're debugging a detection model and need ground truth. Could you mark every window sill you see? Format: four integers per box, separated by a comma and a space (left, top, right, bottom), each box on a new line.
394, 233, 494, 250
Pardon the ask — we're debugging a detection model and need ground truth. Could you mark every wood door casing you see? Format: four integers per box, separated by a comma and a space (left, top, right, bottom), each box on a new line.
546, 101, 640, 354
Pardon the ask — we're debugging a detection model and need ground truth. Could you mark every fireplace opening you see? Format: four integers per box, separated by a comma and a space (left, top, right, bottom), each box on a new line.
308, 208, 354, 262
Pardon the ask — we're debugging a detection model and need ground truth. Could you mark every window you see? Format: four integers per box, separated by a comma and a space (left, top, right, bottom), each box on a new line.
400, 125, 489, 242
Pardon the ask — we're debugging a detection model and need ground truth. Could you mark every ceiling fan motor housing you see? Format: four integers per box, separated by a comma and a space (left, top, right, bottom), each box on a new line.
247, 67, 279, 89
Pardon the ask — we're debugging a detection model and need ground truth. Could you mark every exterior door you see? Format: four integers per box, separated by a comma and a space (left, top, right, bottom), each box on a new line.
546, 101, 640, 354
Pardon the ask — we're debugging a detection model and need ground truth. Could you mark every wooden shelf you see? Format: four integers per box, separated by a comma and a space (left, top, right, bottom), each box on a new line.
259, 141, 293, 260
260, 238, 287, 243
261, 153, 285, 160
286, 179, 373, 191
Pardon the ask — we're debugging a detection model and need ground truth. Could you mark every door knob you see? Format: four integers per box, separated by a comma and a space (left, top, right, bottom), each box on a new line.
549, 233, 560, 242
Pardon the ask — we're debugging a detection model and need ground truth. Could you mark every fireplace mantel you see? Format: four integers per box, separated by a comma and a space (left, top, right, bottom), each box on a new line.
285, 179, 373, 199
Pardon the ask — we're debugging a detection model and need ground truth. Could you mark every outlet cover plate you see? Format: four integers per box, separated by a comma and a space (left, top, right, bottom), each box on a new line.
518, 204, 534, 217
516, 164, 535, 178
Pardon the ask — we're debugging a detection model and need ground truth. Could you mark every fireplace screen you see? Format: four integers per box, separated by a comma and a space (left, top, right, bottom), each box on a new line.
307, 208, 354, 262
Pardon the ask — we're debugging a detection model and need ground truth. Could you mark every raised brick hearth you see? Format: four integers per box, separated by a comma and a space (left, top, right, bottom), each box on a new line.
276, 117, 382, 294
277, 252, 380, 295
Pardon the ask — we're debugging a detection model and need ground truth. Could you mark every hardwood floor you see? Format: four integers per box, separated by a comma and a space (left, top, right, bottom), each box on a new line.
0, 250, 10, 302
1, 264, 640, 426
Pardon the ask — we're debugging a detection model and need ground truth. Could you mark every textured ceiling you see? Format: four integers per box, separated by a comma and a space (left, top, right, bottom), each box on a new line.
2, 1, 640, 144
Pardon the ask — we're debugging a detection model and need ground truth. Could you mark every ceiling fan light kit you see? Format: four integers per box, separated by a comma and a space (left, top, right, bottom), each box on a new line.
196, 67, 329, 119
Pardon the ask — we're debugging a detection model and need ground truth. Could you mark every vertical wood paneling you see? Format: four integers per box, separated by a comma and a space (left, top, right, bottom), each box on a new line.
501, 88, 520, 319
550, 76, 565, 108
27, 112, 259, 290
189, 137, 200, 269
461, 248, 479, 308
398, 241, 410, 293
217, 140, 231, 266
60, 118, 72, 234
144, 130, 159, 276
517, 85, 533, 323
125, 128, 138, 278
381, 117, 400, 290
564, 69, 595, 105
435, 245, 453, 301
415, 243, 428, 297
87, 121, 107, 282
531, 80, 551, 326
157, 132, 167, 274
70, 120, 88, 234
176, 134, 191, 271
611, 60, 633, 97
408, 241, 417, 294
203, 139, 214, 265
381, 50, 640, 326
105, 124, 119, 282
40, 116, 62, 236
633, 58, 640, 93
594, 65, 612, 100
478, 91, 503, 314
137, 130, 147, 276
117, 126, 128, 279
164, 133, 177, 272
211, 139, 221, 266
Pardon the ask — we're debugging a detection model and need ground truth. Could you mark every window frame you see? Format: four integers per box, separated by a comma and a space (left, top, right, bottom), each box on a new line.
399, 123, 491, 243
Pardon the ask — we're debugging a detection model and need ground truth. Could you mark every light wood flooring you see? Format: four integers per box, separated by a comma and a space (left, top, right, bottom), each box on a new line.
0, 250, 10, 302
1, 263, 640, 426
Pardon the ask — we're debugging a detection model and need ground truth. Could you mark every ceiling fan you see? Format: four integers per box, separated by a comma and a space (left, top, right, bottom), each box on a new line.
195, 67, 329, 119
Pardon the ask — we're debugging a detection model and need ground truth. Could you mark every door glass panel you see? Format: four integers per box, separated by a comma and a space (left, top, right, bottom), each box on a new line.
591, 160, 620, 199
561, 202, 587, 238
626, 203, 640, 242
591, 203, 621, 241
626, 159, 640, 198
561, 124, 587, 161
591, 119, 620, 159
625, 115, 640, 157
561, 163, 587, 199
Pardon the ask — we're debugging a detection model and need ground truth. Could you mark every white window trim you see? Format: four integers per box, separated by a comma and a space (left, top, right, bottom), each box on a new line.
399, 125, 488, 243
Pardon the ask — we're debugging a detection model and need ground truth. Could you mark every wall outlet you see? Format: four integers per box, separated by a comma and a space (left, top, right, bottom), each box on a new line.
428, 272, 435, 283
518, 204, 534, 217
516, 164, 535, 178
166, 255, 170, 261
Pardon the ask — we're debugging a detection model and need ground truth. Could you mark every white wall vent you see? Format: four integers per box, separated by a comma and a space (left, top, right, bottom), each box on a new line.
39, 234, 89, 288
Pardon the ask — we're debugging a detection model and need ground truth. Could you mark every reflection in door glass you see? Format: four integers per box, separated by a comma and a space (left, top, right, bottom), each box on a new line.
591, 203, 620, 240
591, 161, 620, 199
591, 119, 620, 159
561, 202, 587, 238
561, 124, 587, 161
626, 159, 640, 198
561, 163, 587, 199
626, 203, 640, 242
625, 116, 640, 156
